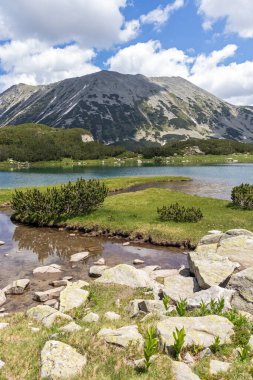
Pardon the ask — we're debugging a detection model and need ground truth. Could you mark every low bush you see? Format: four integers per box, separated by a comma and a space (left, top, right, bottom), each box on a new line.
157, 203, 203, 223
231, 183, 253, 210
11, 178, 108, 226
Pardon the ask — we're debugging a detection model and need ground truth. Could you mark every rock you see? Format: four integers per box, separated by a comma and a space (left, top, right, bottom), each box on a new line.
248, 335, 253, 350
83, 312, 99, 323
217, 232, 253, 267
210, 360, 230, 375
41, 340, 87, 379
104, 311, 121, 320
142, 265, 161, 274
0, 313, 9, 318
0, 322, 9, 330
3, 278, 30, 295
88, 265, 109, 278
138, 299, 167, 314
63, 276, 73, 281
222, 229, 253, 238
157, 316, 234, 352
172, 361, 200, 380
128, 299, 144, 318
128, 355, 158, 368
31, 327, 40, 332
133, 259, 144, 265
208, 230, 222, 235
98, 325, 144, 348
183, 352, 195, 365
122, 242, 130, 246
59, 282, 89, 313
27, 305, 72, 328
199, 233, 223, 245
187, 286, 235, 311
0, 290, 6, 307
228, 267, 253, 314
198, 347, 212, 359
60, 322, 82, 332
33, 286, 64, 302
95, 264, 152, 288
149, 269, 178, 280
163, 274, 199, 302
44, 299, 59, 309
33, 264, 62, 279
0, 241, 5, 245
50, 280, 70, 287
0, 308, 5, 312
0, 359, 5, 369
238, 310, 253, 321
188, 252, 239, 289
70, 251, 89, 262
93, 258, 105, 265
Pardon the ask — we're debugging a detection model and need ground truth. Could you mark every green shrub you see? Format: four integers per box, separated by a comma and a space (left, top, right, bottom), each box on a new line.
143, 326, 159, 369
157, 203, 203, 223
172, 327, 186, 360
176, 298, 188, 316
11, 178, 108, 226
231, 183, 253, 210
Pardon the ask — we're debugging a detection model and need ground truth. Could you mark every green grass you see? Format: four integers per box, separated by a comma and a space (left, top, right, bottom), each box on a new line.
64, 188, 253, 245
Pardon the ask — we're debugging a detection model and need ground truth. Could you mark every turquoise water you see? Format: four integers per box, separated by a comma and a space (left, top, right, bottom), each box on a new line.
0, 163, 253, 189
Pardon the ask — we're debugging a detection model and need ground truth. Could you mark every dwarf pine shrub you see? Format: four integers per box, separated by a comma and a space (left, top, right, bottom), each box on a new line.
157, 203, 203, 223
11, 178, 108, 226
231, 183, 253, 210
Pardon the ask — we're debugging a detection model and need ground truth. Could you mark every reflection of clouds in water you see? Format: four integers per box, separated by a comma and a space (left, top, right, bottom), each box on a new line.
0, 212, 16, 238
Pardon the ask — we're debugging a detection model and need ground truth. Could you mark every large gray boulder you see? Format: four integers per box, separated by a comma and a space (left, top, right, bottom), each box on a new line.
157, 316, 234, 352
228, 267, 253, 313
59, 281, 89, 313
70, 251, 89, 263
0, 290, 6, 307
33, 264, 62, 279
217, 233, 253, 267
41, 340, 87, 379
164, 274, 199, 302
98, 325, 144, 348
172, 361, 200, 380
95, 264, 152, 288
187, 286, 235, 311
88, 265, 109, 278
33, 286, 64, 302
3, 279, 30, 295
27, 305, 72, 328
188, 251, 239, 289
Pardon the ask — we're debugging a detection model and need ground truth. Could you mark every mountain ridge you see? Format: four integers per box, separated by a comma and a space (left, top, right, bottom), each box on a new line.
1, 70, 253, 144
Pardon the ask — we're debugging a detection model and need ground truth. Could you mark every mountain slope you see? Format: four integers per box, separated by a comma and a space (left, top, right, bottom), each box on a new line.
0, 71, 253, 144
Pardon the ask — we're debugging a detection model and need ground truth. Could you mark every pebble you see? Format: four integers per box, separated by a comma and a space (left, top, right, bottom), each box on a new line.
122, 242, 130, 246
133, 259, 144, 265
0, 360, 5, 369
0, 241, 5, 246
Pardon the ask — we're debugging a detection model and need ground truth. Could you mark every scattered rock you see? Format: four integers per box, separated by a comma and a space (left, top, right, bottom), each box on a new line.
0, 313, 9, 318
60, 321, 82, 332
210, 360, 230, 375
128, 355, 158, 368
228, 267, 253, 313
104, 311, 121, 320
142, 265, 161, 274
27, 305, 72, 328
98, 325, 144, 348
0, 322, 9, 330
0, 308, 5, 312
33, 264, 62, 279
188, 251, 239, 289
83, 312, 99, 323
183, 352, 195, 365
70, 251, 89, 263
33, 286, 64, 302
0, 241, 5, 245
41, 340, 87, 379
95, 264, 152, 288
0, 360, 5, 369
198, 347, 212, 359
133, 259, 144, 265
198, 233, 223, 245
50, 280, 70, 287
31, 327, 40, 332
208, 230, 222, 235
187, 286, 235, 311
59, 282, 89, 313
149, 269, 178, 280
88, 265, 109, 278
217, 231, 253, 267
0, 290, 6, 307
157, 316, 234, 352
93, 258, 105, 265
163, 274, 199, 302
138, 299, 167, 315
172, 361, 200, 380
63, 276, 73, 281
44, 299, 59, 309
3, 279, 30, 295
122, 242, 130, 246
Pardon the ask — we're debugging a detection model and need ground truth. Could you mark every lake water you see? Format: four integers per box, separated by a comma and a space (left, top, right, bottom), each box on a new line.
0, 163, 253, 200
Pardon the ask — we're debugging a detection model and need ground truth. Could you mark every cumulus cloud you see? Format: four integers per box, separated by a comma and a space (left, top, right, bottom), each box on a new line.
197, 0, 253, 38
140, 0, 184, 28
107, 40, 253, 105
0, 40, 100, 91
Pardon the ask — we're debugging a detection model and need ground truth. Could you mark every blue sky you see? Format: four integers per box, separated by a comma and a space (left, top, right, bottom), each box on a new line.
0, 0, 253, 104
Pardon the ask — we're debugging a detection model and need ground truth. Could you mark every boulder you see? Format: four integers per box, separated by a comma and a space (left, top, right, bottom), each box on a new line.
83, 312, 99, 323
33, 286, 64, 302
198, 233, 223, 245
104, 311, 121, 320
172, 361, 200, 380
88, 265, 109, 278
95, 264, 152, 288
98, 325, 143, 348
157, 316, 234, 352
44, 299, 59, 309
3, 279, 30, 295
41, 340, 87, 379
217, 233, 253, 267
228, 267, 253, 314
142, 265, 161, 274
33, 264, 62, 279
149, 269, 179, 280
209, 360, 230, 375
187, 286, 235, 311
59, 282, 89, 313
70, 251, 89, 263
188, 252, 239, 289
138, 300, 167, 315
163, 274, 199, 302
50, 280, 70, 287
93, 258, 105, 265
0, 290, 6, 307
60, 322, 82, 332
27, 305, 72, 328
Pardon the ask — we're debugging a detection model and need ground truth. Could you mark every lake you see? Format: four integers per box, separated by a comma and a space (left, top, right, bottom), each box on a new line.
0, 163, 253, 199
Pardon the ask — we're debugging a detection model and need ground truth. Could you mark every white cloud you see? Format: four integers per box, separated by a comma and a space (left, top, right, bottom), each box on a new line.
140, 0, 184, 28
119, 19, 140, 42
0, 40, 100, 91
197, 0, 253, 38
107, 40, 191, 77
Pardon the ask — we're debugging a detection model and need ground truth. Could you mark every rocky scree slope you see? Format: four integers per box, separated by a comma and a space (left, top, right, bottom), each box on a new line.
1, 71, 253, 145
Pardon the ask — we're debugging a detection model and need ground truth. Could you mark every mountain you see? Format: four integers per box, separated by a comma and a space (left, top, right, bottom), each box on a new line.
1, 70, 253, 145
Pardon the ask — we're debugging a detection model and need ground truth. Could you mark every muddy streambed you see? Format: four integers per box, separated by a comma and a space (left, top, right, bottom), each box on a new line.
0, 211, 187, 312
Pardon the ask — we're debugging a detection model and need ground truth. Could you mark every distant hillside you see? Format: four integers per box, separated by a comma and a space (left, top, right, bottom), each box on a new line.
0, 124, 125, 162
0, 71, 253, 145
